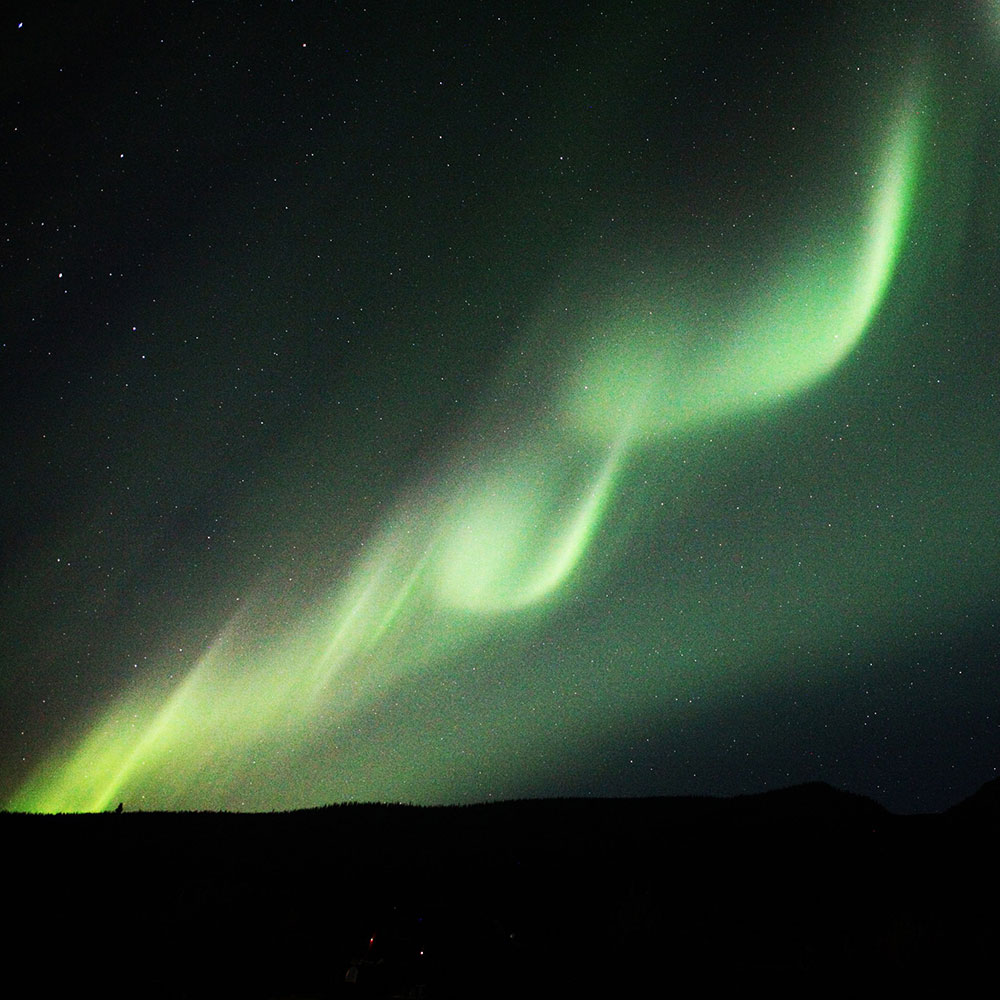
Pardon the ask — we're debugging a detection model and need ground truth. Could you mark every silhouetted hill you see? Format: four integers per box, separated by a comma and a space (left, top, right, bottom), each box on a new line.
4, 781, 997, 996
945, 774, 1000, 826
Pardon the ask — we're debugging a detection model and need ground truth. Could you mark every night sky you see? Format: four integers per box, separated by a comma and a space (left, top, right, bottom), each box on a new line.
3, 2, 998, 814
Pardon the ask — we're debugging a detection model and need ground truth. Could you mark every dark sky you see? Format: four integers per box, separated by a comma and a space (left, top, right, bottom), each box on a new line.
3, 1, 998, 814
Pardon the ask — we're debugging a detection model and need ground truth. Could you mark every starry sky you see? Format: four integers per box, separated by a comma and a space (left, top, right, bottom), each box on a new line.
3, 1, 999, 814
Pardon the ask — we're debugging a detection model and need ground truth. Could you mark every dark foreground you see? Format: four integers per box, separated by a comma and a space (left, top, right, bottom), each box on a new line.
6, 780, 998, 996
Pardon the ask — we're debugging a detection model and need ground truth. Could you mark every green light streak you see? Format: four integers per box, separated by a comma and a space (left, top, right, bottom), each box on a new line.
433, 437, 626, 612
729, 96, 923, 408
565, 92, 923, 441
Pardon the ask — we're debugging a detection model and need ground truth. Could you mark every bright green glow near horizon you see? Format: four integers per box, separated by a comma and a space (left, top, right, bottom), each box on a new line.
8, 84, 925, 814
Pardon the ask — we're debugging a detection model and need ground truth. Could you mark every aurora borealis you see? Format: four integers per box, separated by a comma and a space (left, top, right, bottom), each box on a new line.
3, 2, 998, 814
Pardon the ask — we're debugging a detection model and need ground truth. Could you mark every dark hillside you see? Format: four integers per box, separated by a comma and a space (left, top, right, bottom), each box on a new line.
5, 782, 996, 996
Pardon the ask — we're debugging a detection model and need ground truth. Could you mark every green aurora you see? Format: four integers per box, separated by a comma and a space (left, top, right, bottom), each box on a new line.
5, 4, 999, 815
11, 78, 925, 813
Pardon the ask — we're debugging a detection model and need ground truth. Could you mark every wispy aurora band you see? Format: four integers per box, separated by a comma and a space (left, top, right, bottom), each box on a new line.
11, 87, 924, 813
